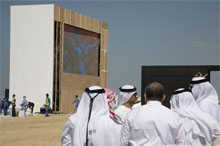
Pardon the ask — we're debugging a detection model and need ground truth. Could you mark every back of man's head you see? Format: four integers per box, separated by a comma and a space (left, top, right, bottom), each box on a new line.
46, 93, 49, 97
145, 82, 164, 101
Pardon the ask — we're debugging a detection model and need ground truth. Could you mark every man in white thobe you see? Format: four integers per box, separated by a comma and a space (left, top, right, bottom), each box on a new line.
170, 88, 220, 145
61, 86, 121, 146
190, 77, 220, 123
114, 85, 138, 121
120, 82, 185, 146
61, 114, 75, 146
104, 88, 123, 145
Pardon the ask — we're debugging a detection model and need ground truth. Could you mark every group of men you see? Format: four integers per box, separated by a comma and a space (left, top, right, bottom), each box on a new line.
61, 74, 220, 146
0, 94, 37, 117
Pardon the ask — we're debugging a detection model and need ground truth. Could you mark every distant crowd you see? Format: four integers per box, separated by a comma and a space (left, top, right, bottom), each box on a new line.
0, 94, 51, 117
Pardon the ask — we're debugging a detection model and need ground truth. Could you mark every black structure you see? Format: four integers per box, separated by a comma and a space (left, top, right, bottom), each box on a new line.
5, 89, 9, 99
141, 65, 220, 108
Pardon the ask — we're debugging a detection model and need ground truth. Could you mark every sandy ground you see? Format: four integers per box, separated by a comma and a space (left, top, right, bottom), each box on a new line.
0, 114, 71, 146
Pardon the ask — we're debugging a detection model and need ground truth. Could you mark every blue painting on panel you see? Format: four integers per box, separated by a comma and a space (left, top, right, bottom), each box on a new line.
63, 24, 100, 76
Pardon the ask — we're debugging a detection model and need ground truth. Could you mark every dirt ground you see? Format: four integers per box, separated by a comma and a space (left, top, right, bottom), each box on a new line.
0, 114, 71, 146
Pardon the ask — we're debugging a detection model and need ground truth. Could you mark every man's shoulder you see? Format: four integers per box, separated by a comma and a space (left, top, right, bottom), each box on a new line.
114, 105, 131, 118
115, 105, 130, 111
160, 105, 180, 117
143, 103, 180, 119
114, 105, 124, 112
126, 105, 144, 118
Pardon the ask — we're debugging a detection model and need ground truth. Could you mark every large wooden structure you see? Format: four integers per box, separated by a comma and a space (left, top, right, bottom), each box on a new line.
54, 5, 108, 113
10, 4, 108, 113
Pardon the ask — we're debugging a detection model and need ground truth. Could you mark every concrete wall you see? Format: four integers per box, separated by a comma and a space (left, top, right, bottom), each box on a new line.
10, 4, 54, 113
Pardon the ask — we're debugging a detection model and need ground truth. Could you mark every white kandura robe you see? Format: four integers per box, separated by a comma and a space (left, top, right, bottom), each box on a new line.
120, 100, 185, 146
170, 89, 220, 145
132, 102, 141, 109
61, 114, 75, 146
114, 105, 131, 122
191, 77, 220, 123
61, 86, 121, 146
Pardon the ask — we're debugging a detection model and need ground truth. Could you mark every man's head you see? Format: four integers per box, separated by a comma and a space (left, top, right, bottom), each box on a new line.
190, 77, 218, 102
13, 94, 15, 98
76, 95, 78, 98
46, 93, 49, 98
118, 85, 138, 107
145, 82, 165, 102
126, 92, 138, 105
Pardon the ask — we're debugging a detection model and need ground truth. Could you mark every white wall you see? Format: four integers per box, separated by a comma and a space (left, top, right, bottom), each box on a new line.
10, 4, 54, 113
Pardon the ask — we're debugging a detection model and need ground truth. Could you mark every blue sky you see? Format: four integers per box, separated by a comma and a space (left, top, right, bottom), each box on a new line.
0, 0, 219, 97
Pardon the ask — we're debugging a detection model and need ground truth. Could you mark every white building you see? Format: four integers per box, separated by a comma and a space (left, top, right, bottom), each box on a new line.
10, 4, 54, 113
10, 4, 109, 113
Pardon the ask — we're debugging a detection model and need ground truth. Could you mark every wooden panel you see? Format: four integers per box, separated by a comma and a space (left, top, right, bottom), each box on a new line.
100, 71, 105, 88
79, 14, 82, 27
60, 88, 84, 113
65, 9, 71, 24
104, 30, 107, 49
101, 30, 105, 49
54, 5, 60, 21
105, 30, 108, 50
85, 16, 90, 30
100, 50, 105, 70
54, 5, 109, 113
71, 11, 75, 26
104, 51, 108, 70
105, 72, 108, 87
100, 29, 105, 71
60, 7, 64, 22
75, 12, 80, 27
88, 17, 92, 31
101, 30, 108, 50
90, 18, 95, 32
94, 19, 99, 33
102, 22, 108, 30
100, 71, 105, 78
99, 21, 102, 33
60, 73, 101, 113
61, 73, 100, 89
81, 14, 86, 29
60, 89, 74, 113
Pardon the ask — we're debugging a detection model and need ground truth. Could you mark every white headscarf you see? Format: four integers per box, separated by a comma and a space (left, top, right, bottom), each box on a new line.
170, 88, 219, 144
73, 86, 116, 146
190, 77, 220, 123
118, 85, 137, 106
